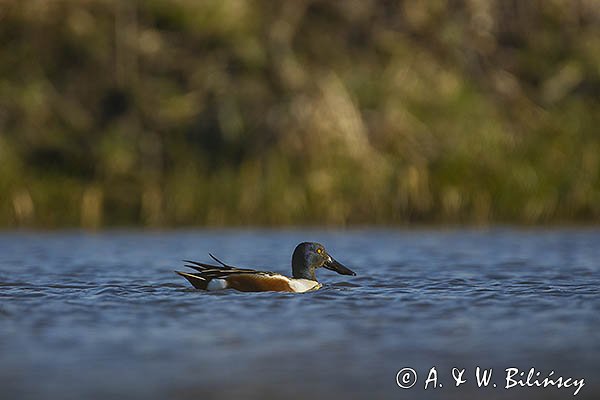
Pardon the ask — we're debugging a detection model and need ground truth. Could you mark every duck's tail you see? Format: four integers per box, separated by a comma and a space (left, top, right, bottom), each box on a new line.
176, 256, 260, 290
174, 270, 209, 290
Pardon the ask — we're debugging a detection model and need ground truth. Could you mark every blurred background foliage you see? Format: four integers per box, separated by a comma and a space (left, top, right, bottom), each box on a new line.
1, 0, 600, 227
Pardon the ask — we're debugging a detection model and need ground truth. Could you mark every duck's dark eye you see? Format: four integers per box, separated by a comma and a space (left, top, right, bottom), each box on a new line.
317, 248, 323, 254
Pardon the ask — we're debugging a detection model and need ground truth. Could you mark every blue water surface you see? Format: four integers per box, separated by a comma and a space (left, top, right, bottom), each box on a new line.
0, 228, 599, 399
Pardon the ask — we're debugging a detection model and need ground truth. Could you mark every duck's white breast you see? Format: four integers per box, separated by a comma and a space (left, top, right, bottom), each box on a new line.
288, 278, 321, 293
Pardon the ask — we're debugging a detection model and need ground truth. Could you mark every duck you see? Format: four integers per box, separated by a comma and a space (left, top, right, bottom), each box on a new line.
175, 242, 356, 293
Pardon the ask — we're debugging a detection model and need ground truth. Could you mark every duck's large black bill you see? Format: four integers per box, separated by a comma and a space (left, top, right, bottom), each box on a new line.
323, 257, 356, 276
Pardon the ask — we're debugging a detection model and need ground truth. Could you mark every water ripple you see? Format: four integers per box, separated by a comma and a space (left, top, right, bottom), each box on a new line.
0, 228, 599, 399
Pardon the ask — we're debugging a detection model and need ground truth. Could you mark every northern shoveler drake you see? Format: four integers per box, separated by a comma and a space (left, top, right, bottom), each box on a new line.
175, 242, 356, 293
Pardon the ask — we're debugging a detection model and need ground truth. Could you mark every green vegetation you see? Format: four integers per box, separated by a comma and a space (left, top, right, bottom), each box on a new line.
1, 1, 599, 227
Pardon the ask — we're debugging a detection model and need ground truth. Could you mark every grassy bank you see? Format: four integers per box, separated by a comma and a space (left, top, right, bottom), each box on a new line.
1, 1, 599, 227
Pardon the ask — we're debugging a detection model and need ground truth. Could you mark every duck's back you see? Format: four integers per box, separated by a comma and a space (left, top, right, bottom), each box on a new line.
175, 258, 321, 293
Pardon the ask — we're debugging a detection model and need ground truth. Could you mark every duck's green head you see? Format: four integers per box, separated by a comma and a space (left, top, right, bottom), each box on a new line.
291, 242, 356, 280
